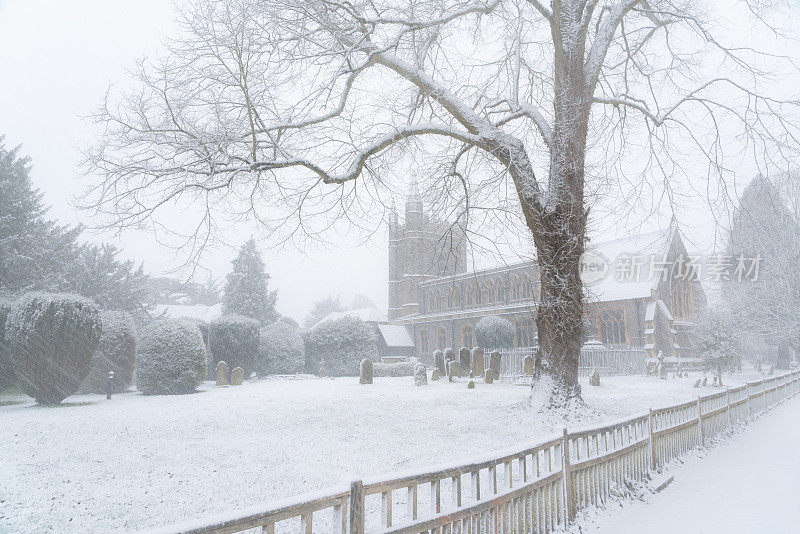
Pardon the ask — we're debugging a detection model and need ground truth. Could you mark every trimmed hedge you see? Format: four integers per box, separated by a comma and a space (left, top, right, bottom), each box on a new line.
476, 315, 516, 349
208, 315, 260, 380
81, 311, 137, 393
304, 316, 378, 376
5, 293, 102, 404
136, 319, 206, 395
256, 321, 305, 375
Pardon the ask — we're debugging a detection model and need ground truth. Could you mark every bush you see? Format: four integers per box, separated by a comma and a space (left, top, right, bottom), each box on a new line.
476, 315, 516, 349
81, 311, 137, 393
693, 310, 742, 386
0, 299, 15, 392
136, 319, 206, 395
207, 315, 260, 379
373, 359, 417, 377
256, 321, 305, 375
5, 293, 102, 404
304, 316, 378, 376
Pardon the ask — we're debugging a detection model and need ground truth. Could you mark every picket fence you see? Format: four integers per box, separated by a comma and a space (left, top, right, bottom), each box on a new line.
144, 370, 800, 534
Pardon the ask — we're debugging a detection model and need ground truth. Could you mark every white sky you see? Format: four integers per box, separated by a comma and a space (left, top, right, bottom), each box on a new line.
0, 0, 796, 321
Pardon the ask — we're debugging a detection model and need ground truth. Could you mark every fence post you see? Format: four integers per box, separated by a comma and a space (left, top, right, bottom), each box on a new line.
648, 408, 656, 470
725, 388, 732, 428
746, 382, 753, 421
697, 397, 704, 447
562, 427, 575, 523
349, 480, 365, 534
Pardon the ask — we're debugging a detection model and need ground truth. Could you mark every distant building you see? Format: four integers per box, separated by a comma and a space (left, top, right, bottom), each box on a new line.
387, 190, 706, 363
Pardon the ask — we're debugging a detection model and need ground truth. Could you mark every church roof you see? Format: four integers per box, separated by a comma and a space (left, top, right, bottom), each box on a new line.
315, 306, 387, 327
377, 324, 415, 347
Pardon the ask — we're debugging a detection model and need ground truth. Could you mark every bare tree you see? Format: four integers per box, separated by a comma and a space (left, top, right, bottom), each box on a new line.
84, 0, 800, 405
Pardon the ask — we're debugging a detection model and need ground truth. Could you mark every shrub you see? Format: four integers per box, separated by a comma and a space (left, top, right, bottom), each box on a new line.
136, 319, 206, 395
0, 298, 15, 392
81, 311, 137, 393
304, 316, 378, 376
476, 315, 516, 349
373, 358, 417, 377
693, 310, 742, 386
256, 321, 305, 375
207, 315, 260, 379
5, 293, 102, 404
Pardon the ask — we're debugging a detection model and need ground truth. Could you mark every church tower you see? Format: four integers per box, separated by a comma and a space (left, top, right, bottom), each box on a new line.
388, 182, 467, 320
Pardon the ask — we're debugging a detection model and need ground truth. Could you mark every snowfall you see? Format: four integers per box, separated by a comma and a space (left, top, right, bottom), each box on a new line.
0, 369, 794, 533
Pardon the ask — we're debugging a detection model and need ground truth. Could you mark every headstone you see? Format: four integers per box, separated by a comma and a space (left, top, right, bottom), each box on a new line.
471, 347, 485, 378
523, 355, 535, 376
433, 350, 446, 376
459, 347, 471, 372
590, 369, 600, 387
694, 378, 701, 388
447, 360, 462, 382
230, 366, 244, 386
702, 376, 707, 387
467, 380, 475, 389
431, 369, 440, 381
711, 375, 717, 386
645, 361, 657, 376
318, 359, 326, 378
215, 361, 229, 387
757, 360, 763, 373
444, 348, 456, 363
489, 350, 502, 379
768, 365, 775, 376
484, 371, 494, 384
360, 359, 373, 385
414, 363, 427, 386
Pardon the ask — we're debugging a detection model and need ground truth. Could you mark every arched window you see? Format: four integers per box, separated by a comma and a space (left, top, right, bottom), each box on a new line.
496, 279, 505, 303
465, 284, 475, 307
446, 288, 454, 309
522, 275, 533, 300
514, 318, 536, 347
419, 330, 431, 355
433, 289, 441, 312
462, 324, 475, 349
437, 327, 447, 351
599, 310, 627, 345
453, 285, 462, 308
512, 275, 523, 301
671, 283, 691, 318
486, 280, 496, 304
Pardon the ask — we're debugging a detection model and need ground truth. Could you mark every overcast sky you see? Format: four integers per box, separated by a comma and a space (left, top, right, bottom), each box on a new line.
1, 0, 796, 321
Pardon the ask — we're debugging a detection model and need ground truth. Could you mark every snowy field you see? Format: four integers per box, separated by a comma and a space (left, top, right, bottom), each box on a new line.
571, 396, 800, 534
0, 370, 770, 533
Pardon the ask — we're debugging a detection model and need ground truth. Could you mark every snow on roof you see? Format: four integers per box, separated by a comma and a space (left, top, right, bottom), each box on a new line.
377, 324, 415, 347
585, 229, 673, 303
151, 303, 223, 322
316, 307, 388, 327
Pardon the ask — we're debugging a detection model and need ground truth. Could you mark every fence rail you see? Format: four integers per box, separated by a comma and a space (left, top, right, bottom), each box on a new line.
143, 370, 800, 534
490, 346, 647, 380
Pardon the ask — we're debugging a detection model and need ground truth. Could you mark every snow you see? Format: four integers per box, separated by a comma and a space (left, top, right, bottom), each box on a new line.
0, 369, 772, 533
572, 399, 800, 534
314, 306, 387, 327
151, 303, 223, 322
377, 324, 415, 347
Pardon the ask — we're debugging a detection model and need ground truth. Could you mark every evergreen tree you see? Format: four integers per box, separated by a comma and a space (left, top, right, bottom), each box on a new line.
222, 238, 278, 325
303, 295, 344, 328
693, 311, 742, 386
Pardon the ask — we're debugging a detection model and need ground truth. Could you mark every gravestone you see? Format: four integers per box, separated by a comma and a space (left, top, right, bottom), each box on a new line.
489, 350, 502, 380
757, 360, 763, 373
431, 369, 440, 381
769, 365, 775, 376
658, 363, 667, 380
230, 366, 244, 386
645, 361, 657, 376
414, 363, 427, 386
590, 369, 601, 387
433, 350, 446, 376
459, 347, 471, 373
360, 359, 373, 385
712, 375, 718, 387
471, 347, 485, 378
444, 348, 456, 363
318, 359, 326, 378
523, 355, 535, 376
694, 378, 701, 388
215, 361, 229, 387
702, 376, 707, 386
447, 360, 462, 382
467, 380, 475, 389
484, 371, 494, 384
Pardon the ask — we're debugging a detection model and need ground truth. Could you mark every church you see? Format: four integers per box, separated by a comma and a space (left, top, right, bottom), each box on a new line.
388, 186, 707, 363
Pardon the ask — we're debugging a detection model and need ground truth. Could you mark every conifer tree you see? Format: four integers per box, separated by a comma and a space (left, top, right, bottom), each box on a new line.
222, 238, 278, 325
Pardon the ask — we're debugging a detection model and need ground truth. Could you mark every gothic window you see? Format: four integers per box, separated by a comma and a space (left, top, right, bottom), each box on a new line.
419, 329, 431, 355
496, 278, 505, 302
433, 289, 441, 312
512, 275, 523, 301
437, 327, 447, 351
486, 280, 495, 304
446, 288, 454, 309
671, 283, 691, 318
514, 318, 535, 347
462, 324, 475, 349
599, 310, 627, 345
522, 275, 533, 300
465, 283, 480, 307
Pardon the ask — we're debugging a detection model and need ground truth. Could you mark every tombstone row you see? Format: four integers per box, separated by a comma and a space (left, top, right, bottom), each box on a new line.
215, 361, 245, 387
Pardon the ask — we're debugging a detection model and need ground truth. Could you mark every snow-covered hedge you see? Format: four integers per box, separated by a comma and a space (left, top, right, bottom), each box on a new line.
476, 315, 515, 349
5, 292, 102, 404
136, 319, 206, 395
373, 358, 417, 377
0, 298, 15, 392
304, 316, 378, 376
81, 311, 137, 393
208, 315, 260, 379
256, 321, 305, 375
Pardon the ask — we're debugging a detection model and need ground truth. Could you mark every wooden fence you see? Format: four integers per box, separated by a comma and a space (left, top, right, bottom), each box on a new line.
490, 346, 647, 379
143, 370, 800, 534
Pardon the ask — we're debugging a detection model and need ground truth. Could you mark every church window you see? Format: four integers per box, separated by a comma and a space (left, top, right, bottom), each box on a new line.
437, 327, 447, 351
599, 310, 627, 345
486, 281, 495, 304
462, 324, 475, 349
671, 283, 691, 318
496, 279, 505, 302
512, 275, 523, 301
514, 318, 536, 347
419, 329, 431, 355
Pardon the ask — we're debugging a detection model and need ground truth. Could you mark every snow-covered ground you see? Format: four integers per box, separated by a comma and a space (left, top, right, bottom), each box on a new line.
0, 370, 770, 533
572, 397, 800, 534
